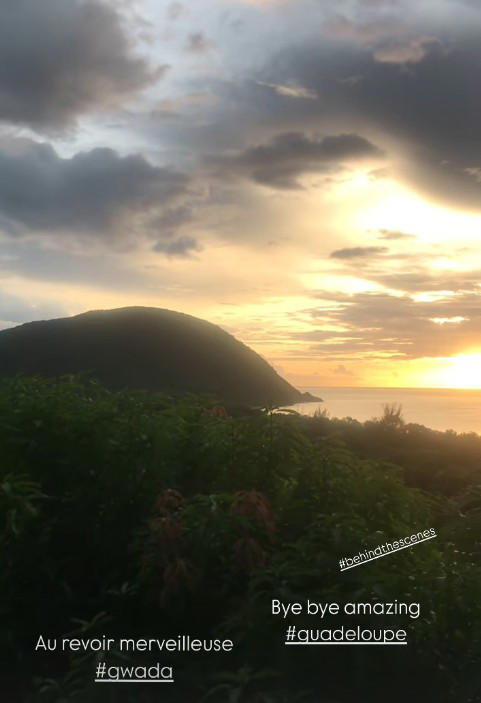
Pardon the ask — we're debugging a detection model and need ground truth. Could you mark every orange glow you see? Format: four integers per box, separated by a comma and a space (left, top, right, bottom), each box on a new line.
437, 354, 481, 389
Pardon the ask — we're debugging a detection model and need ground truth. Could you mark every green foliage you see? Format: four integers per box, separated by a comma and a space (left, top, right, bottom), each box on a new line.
1, 376, 480, 703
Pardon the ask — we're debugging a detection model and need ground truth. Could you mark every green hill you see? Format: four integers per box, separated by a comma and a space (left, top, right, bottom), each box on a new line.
0, 306, 319, 406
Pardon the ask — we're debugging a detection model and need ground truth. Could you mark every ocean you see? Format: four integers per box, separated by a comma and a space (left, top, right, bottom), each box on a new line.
291, 387, 481, 435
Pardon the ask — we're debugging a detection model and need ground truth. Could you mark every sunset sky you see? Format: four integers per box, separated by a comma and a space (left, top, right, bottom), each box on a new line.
1, 0, 481, 388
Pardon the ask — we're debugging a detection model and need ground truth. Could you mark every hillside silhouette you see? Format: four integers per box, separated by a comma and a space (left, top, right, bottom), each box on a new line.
0, 306, 319, 406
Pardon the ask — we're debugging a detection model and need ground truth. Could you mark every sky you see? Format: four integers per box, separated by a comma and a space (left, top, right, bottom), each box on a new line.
1, 0, 481, 388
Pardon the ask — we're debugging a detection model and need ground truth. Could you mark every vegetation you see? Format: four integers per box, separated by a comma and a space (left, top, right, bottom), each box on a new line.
0, 307, 319, 406
309, 401, 481, 495
2, 376, 481, 702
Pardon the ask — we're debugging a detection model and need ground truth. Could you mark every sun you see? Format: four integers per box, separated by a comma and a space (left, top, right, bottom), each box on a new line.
440, 354, 481, 389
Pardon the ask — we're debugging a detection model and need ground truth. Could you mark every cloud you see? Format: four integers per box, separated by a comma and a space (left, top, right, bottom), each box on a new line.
328, 242, 481, 294
325, 38, 481, 208
330, 246, 388, 259
361, 268, 481, 294
338, 75, 365, 87
255, 81, 318, 99
326, 14, 439, 64
211, 12, 481, 210
373, 36, 439, 64
0, 0, 163, 132
185, 32, 211, 52
0, 236, 156, 289
333, 363, 355, 376
150, 206, 194, 237
153, 235, 201, 258
326, 14, 403, 46
149, 206, 200, 258
210, 132, 383, 188
167, 2, 184, 20
0, 139, 189, 240
376, 229, 415, 240
296, 290, 481, 360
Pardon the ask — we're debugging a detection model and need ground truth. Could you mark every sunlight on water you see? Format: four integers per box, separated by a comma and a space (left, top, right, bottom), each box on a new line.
291, 387, 481, 435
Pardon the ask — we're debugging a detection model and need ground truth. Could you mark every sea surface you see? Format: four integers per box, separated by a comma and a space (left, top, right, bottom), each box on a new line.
290, 387, 481, 435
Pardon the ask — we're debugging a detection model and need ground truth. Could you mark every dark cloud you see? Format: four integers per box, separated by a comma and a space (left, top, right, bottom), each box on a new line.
0, 139, 189, 238
325, 13, 441, 64
287, 36, 481, 208
210, 132, 383, 188
185, 33, 211, 52
0, 0, 163, 132
206, 20, 481, 209
149, 205, 200, 258
0, 237, 158, 289
153, 235, 200, 258
330, 246, 388, 259
150, 206, 194, 236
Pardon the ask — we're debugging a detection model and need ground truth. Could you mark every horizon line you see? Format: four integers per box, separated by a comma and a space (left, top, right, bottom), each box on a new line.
296, 385, 481, 391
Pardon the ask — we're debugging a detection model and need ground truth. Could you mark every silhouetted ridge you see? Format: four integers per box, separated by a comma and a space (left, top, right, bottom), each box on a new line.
0, 307, 320, 406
